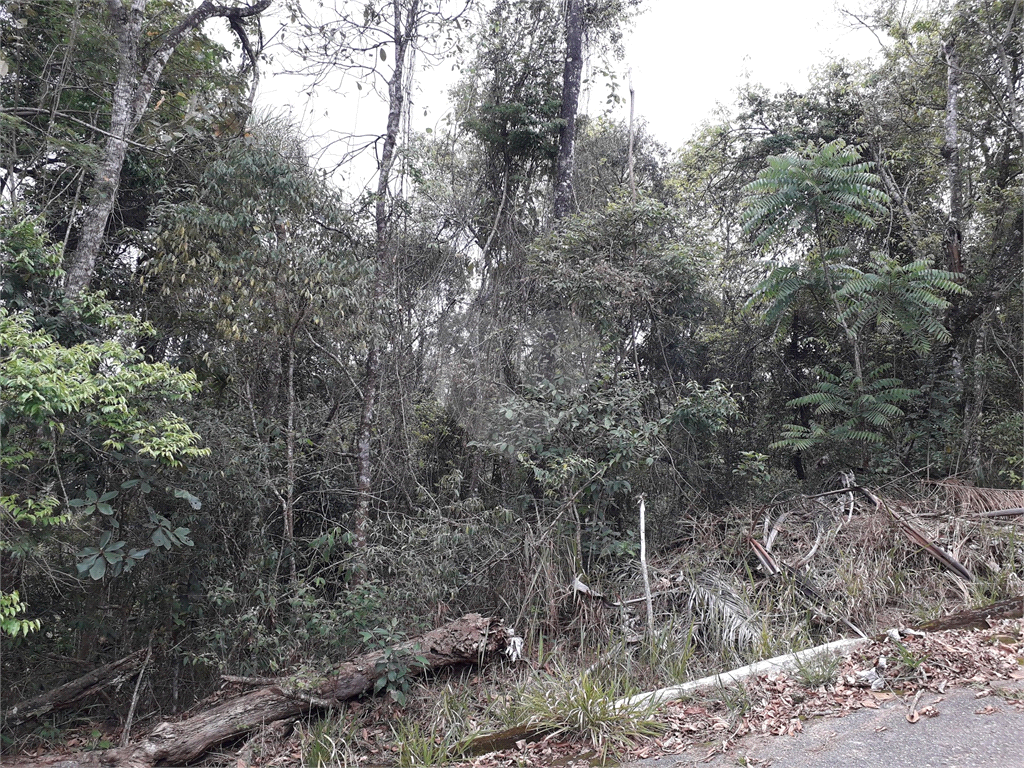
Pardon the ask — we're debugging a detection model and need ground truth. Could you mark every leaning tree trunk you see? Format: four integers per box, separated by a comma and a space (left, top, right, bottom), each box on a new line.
5, 614, 509, 768
63, 0, 271, 298
63, 0, 145, 297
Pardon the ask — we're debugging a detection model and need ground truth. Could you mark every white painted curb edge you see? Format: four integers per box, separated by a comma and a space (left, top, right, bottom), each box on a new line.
614, 637, 869, 710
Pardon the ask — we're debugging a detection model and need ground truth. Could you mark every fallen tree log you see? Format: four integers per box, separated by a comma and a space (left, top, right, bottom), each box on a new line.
914, 595, 1023, 632
4, 649, 148, 725
5, 613, 509, 768
613, 637, 866, 710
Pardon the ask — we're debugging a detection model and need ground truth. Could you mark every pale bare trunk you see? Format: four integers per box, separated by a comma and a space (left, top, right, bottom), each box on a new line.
64, 0, 144, 296
63, 0, 271, 297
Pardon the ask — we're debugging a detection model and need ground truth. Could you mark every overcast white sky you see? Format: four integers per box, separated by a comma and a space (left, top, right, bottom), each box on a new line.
255, 1, 887, 188
623, 1, 884, 146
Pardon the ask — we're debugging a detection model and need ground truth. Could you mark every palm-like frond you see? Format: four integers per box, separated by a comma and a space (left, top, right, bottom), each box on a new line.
772, 364, 918, 454
740, 140, 888, 245
835, 254, 967, 353
687, 573, 761, 653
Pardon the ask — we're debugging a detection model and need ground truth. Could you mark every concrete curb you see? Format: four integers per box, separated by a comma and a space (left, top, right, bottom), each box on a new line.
615, 637, 868, 710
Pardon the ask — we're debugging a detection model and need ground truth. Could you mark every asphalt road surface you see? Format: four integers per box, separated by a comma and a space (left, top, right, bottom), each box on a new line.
623, 681, 1024, 768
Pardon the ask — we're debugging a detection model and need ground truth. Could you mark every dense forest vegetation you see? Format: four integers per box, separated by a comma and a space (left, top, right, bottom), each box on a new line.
1, 0, 1021, 763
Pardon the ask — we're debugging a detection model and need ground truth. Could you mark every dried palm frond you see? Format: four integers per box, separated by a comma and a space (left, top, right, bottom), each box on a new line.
930, 478, 1024, 515
686, 572, 761, 653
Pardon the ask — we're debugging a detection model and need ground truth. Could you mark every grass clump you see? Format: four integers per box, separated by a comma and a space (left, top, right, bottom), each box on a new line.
793, 651, 840, 688
514, 667, 664, 755
392, 719, 453, 767
708, 681, 753, 720
299, 715, 360, 768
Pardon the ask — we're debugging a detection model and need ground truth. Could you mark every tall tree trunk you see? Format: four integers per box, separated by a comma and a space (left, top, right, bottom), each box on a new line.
553, 0, 584, 220
353, 0, 419, 564
354, 345, 378, 559
284, 339, 298, 583
63, 0, 271, 297
941, 35, 984, 477
941, 36, 964, 275
63, 0, 145, 296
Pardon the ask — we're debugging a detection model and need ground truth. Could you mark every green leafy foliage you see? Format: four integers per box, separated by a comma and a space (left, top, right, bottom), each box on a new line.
741, 139, 888, 247
459, 0, 564, 173
2, 0, 253, 296
772, 364, 918, 457
529, 195, 701, 349
1, 0, 1020, 736
151, 118, 363, 340
741, 140, 968, 468
833, 254, 967, 352
360, 619, 428, 706
492, 369, 735, 502
1, 215, 208, 632
1, 590, 39, 638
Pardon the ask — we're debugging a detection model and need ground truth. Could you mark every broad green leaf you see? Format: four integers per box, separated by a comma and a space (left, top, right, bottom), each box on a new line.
89, 557, 106, 580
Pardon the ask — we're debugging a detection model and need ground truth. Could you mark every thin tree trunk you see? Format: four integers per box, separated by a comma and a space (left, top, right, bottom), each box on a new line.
284, 340, 297, 583
553, 0, 584, 220
959, 319, 989, 480
353, 0, 419, 564
354, 344, 378, 559
942, 35, 985, 478
941, 36, 964, 274
627, 73, 636, 203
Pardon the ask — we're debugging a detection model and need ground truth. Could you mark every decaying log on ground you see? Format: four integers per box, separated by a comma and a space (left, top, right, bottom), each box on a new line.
4, 649, 148, 725
5, 613, 509, 768
914, 595, 1023, 632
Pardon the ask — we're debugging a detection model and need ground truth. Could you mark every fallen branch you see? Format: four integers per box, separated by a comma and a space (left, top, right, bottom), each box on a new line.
615, 637, 866, 710
859, 486, 973, 581
4, 648, 147, 725
6, 614, 509, 768
120, 642, 153, 747
464, 637, 867, 757
977, 507, 1024, 518
747, 536, 867, 638
914, 595, 1023, 632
